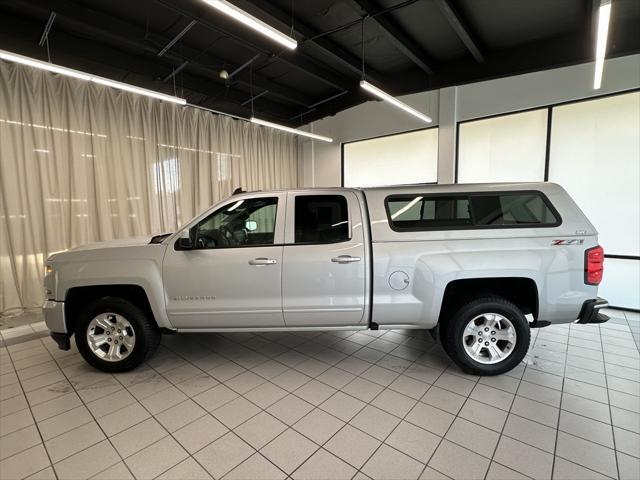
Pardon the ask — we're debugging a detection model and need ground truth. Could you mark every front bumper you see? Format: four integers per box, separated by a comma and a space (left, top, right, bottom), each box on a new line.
42, 300, 67, 333
51, 332, 71, 350
42, 300, 71, 350
576, 297, 609, 324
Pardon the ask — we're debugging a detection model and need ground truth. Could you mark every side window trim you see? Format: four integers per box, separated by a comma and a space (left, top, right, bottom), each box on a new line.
385, 190, 562, 232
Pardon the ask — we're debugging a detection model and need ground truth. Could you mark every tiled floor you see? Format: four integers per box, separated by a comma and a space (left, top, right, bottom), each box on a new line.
0, 309, 638, 480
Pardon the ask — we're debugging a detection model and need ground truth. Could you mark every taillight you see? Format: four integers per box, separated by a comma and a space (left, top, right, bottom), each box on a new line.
585, 246, 604, 285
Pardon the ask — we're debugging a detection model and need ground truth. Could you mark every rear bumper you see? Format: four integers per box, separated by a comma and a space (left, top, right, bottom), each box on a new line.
43, 300, 71, 350
576, 297, 609, 324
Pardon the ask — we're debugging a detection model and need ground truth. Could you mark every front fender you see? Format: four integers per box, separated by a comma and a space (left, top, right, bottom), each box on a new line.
54, 246, 171, 329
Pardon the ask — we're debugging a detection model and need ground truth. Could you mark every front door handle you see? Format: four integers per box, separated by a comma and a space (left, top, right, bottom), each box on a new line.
331, 255, 361, 264
249, 257, 278, 266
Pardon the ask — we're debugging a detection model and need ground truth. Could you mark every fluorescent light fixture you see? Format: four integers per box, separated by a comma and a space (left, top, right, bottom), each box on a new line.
250, 117, 333, 142
0, 49, 186, 105
91, 77, 186, 104
360, 80, 432, 123
593, 0, 611, 89
201, 0, 297, 50
0, 50, 90, 81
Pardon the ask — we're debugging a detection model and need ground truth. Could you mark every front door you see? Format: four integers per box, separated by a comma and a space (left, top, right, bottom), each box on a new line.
163, 194, 286, 329
282, 192, 367, 326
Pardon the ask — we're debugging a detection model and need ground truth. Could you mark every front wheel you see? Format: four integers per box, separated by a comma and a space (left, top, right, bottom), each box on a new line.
75, 296, 161, 372
441, 297, 530, 376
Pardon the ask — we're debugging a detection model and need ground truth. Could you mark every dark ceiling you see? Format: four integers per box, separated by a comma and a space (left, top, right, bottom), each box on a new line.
0, 0, 638, 126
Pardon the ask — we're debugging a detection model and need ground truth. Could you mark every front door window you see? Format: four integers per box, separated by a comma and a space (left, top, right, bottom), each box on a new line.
191, 197, 278, 249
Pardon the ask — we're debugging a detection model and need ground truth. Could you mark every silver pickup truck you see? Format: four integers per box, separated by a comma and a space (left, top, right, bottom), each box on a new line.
43, 182, 608, 375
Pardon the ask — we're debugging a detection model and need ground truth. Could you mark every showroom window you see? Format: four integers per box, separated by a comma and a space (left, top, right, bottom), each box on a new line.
294, 195, 349, 244
154, 157, 181, 194
192, 197, 278, 249
343, 128, 438, 187
548, 91, 640, 308
457, 109, 548, 183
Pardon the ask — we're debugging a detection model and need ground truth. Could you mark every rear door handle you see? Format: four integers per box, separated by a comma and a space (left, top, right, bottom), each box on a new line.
249, 257, 278, 266
331, 255, 361, 264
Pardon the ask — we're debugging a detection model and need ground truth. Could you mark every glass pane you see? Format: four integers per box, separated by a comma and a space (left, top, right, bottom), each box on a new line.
472, 194, 558, 226
192, 197, 278, 248
295, 195, 349, 244
343, 128, 438, 187
548, 92, 640, 257
387, 196, 472, 229
458, 109, 548, 183
598, 258, 640, 310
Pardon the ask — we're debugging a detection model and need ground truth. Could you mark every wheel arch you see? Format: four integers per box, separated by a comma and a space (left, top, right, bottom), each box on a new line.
438, 277, 539, 327
64, 284, 158, 334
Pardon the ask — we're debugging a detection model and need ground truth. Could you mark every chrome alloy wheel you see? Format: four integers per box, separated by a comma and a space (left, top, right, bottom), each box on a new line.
86, 313, 135, 362
462, 313, 517, 364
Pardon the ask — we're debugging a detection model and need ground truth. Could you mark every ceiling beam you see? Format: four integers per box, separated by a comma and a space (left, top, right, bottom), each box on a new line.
243, 0, 381, 82
157, 19, 197, 57
434, 0, 484, 63
351, 0, 435, 75
38, 11, 56, 47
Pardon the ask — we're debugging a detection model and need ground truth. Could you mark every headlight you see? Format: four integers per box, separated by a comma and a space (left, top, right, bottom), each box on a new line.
45, 264, 53, 275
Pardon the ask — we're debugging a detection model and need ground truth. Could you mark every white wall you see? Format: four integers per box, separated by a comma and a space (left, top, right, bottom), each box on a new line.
299, 54, 640, 187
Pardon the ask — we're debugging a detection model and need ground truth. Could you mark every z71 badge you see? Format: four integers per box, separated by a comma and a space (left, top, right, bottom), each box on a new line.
552, 239, 584, 245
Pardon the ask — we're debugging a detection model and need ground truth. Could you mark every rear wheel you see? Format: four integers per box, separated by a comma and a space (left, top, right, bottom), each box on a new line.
441, 297, 530, 375
75, 296, 161, 372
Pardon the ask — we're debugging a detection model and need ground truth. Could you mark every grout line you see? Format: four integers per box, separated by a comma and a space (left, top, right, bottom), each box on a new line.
4, 340, 60, 480
549, 315, 570, 479
40, 339, 138, 479
482, 340, 527, 479
600, 321, 622, 480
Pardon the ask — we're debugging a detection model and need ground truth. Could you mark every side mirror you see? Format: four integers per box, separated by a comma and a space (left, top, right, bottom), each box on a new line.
175, 233, 193, 250
245, 220, 258, 231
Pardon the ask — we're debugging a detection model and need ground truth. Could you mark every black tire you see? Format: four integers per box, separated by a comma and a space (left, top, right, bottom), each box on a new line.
75, 296, 161, 373
441, 296, 530, 376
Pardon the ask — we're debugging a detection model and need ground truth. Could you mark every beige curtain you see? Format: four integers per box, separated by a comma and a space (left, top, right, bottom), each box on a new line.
0, 61, 298, 315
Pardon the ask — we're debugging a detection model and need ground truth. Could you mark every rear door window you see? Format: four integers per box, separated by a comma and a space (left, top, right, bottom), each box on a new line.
294, 195, 350, 244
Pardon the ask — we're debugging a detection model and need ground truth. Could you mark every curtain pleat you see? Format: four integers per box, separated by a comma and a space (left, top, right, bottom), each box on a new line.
0, 62, 298, 315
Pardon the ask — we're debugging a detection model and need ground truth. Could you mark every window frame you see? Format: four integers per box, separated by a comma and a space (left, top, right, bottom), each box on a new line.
292, 193, 352, 246
384, 190, 562, 232
185, 196, 281, 250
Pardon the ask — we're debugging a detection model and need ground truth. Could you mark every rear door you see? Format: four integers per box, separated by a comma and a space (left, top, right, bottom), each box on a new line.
282, 191, 367, 326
